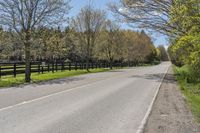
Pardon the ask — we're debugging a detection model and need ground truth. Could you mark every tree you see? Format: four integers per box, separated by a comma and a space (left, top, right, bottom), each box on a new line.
0, 0, 71, 82
0, 27, 17, 61
123, 30, 139, 64
157, 45, 168, 61
109, 0, 185, 37
170, 0, 200, 36
125, 30, 155, 64
71, 4, 106, 71
0, 26, 5, 59
168, 0, 200, 82
46, 27, 67, 61
155, 48, 161, 61
97, 20, 122, 69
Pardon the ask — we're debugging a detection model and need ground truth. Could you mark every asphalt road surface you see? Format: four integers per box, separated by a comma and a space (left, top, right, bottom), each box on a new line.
0, 62, 170, 133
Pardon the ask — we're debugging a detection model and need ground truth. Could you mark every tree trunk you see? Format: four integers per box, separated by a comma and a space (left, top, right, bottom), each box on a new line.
110, 59, 113, 69
86, 43, 90, 72
25, 35, 31, 82
86, 57, 89, 72
110, 62, 113, 69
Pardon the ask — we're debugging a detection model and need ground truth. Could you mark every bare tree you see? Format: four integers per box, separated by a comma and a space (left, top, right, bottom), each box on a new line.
109, 0, 185, 37
0, 0, 71, 82
71, 4, 106, 71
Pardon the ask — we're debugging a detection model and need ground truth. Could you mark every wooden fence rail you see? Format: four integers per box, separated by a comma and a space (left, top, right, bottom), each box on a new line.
0, 61, 129, 78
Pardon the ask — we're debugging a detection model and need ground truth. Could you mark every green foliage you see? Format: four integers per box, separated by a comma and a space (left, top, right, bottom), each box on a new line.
121, 30, 157, 63
157, 45, 169, 61
169, 35, 200, 82
0, 26, 158, 65
174, 65, 196, 83
0, 7, 159, 70
168, 0, 200, 82
174, 66, 200, 122
170, 0, 200, 35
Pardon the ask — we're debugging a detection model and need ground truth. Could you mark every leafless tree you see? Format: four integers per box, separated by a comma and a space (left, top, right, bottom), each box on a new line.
71, 4, 106, 71
0, 0, 71, 82
109, 0, 185, 37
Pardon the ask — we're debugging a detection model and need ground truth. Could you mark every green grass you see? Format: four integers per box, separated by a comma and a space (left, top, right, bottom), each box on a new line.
173, 65, 200, 123
0, 62, 160, 88
0, 68, 110, 88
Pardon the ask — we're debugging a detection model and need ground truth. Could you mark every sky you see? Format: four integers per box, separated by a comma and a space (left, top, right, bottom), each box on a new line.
69, 0, 168, 47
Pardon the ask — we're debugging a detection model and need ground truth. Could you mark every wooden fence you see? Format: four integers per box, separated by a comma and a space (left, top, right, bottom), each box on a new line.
0, 61, 129, 78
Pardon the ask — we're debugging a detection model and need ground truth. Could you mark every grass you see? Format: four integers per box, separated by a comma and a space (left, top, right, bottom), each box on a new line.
0, 68, 110, 88
173, 65, 200, 123
0, 62, 160, 88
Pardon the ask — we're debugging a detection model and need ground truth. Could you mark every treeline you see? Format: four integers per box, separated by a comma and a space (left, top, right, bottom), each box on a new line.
0, 5, 162, 65
168, 0, 200, 82
0, 26, 160, 65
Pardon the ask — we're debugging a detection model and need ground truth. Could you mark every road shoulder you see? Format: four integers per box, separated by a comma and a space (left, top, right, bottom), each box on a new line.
144, 67, 200, 133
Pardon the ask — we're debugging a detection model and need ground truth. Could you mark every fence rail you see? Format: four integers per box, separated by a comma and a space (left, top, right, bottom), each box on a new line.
0, 61, 129, 78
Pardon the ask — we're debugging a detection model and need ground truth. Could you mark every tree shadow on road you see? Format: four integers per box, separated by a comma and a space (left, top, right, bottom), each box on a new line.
30, 77, 85, 87
130, 73, 176, 84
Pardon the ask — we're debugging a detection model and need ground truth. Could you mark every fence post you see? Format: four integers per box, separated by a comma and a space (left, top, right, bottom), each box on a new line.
38, 64, 40, 74
77, 63, 80, 70
68, 62, 71, 71
81, 63, 83, 70
52, 63, 54, 73
30, 62, 31, 76
95, 63, 97, 69
56, 62, 58, 71
41, 66, 44, 74
92, 62, 94, 69
75, 62, 77, 71
83, 63, 85, 69
0, 66, 1, 78
13, 63, 16, 77
61, 62, 64, 71
82, 63, 84, 69
48, 64, 50, 72
79, 63, 81, 70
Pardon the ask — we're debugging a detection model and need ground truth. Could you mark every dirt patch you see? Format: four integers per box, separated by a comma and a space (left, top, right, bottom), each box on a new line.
144, 67, 200, 133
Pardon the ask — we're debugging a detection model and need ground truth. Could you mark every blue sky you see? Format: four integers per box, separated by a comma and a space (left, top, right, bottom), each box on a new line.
69, 0, 168, 46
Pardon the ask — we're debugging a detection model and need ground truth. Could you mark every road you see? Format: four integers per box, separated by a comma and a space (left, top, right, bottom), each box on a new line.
0, 62, 170, 133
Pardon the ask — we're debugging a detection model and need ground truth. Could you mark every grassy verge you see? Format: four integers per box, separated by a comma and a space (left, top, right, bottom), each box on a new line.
173, 65, 200, 123
0, 62, 160, 88
0, 68, 110, 88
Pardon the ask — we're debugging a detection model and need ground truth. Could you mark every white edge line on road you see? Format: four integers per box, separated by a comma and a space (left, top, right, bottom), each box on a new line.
0, 70, 128, 112
0, 79, 106, 112
136, 65, 170, 133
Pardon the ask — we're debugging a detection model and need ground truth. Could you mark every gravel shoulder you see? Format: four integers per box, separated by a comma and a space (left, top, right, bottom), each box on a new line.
144, 67, 200, 133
